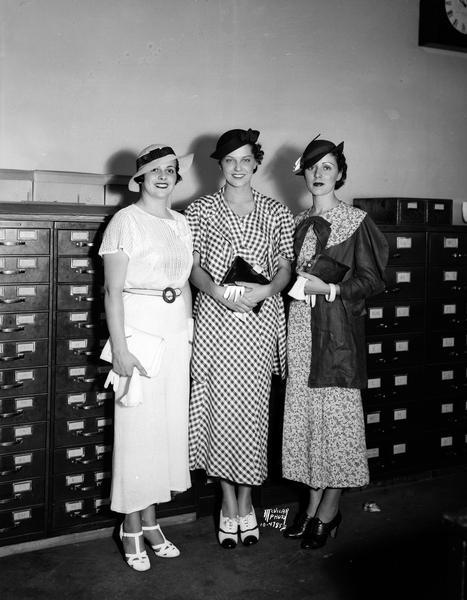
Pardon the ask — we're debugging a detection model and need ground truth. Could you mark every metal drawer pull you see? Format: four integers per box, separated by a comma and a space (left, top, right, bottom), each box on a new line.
77, 296, 95, 302
73, 350, 98, 357
390, 252, 401, 259
0, 241, 26, 246
0, 354, 25, 362
0, 269, 26, 275
0, 298, 26, 304
0, 382, 24, 390
74, 429, 104, 437
0, 326, 24, 333
73, 377, 97, 384
74, 242, 94, 248
72, 402, 104, 411
74, 269, 95, 275
69, 510, 97, 519
71, 457, 100, 465
0, 493, 22, 505
376, 323, 388, 329
0, 523, 21, 533
0, 409, 24, 419
0, 466, 22, 476
452, 252, 467, 259
70, 484, 95, 492
384, 287, 401, 294
0, 438, 24, 447
77, 323, 96, 329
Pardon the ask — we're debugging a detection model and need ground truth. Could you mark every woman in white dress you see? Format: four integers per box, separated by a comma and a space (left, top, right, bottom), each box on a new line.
99, 143, 194, 572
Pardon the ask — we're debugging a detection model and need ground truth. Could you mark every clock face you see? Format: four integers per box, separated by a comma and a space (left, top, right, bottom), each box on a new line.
445, 0, 467, 34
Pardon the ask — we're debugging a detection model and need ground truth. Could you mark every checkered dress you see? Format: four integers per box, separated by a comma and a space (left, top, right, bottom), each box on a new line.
185, 188, 295, 485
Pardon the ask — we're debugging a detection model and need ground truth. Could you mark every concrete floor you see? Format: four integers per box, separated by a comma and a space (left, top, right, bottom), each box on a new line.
0, 467, 466, 600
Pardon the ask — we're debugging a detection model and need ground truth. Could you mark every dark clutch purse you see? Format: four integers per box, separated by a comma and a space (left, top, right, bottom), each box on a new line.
302, 253, 349, 284
221, 256, 269, 314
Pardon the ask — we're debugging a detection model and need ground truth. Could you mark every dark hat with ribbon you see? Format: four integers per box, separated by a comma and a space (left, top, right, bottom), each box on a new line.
210, 128, 260, 160
293, 134, 344, 176
128, 143, 193, 192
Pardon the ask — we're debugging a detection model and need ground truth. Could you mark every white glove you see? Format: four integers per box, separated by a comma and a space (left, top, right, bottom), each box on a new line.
223, 285, 248, 321
288, 276, 315, 307
104, 368, 142, 407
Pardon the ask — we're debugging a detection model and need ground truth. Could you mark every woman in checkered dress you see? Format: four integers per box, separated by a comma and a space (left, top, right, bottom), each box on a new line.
185, 129, 295, 548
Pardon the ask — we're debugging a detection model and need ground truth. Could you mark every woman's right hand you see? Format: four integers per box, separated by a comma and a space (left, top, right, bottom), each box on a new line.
212, 284, 256, 313
111, 347, 147, 377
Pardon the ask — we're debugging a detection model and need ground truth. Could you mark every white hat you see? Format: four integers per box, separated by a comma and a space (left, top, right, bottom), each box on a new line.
128, 143, 194, 192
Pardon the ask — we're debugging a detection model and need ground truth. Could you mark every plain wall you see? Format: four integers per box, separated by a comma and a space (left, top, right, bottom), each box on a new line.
1, 0, 467, 218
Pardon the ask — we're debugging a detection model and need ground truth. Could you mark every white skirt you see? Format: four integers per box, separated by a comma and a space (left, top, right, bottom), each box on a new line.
110, 292, 192, 514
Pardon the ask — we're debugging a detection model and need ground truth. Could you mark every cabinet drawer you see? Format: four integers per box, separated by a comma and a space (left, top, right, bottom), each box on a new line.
0, 394, 47, 424
53, 468, 111, 501
428, 300, 467, 331
55, 337, 104, 365
52, 496, 112, 530
428, 397, 467, 428
366, 435, 423, 475
0, 227, 50, 255
427, 332, 467, 362
425, 199, 452, 225
363, 367, 424, 405
0, 504, 45, 541
398, 199, 425, 224
374, 266, 425, 300
56, 310, 107, 339
55, 364, 110, 393
53, 443, 112, 474
0, 449, 46, 483
56, 283, 104, 311
0, 422, 47, 454
0, 284, 49, 312
57, 257, 102, 284
366, 333, 425, 369
54, 415, 113, 447
425, 363, 467, 398
0, 340, 48, 368
365, 301, 425, 335
0, 312, 48, 342
364, 403, 418, 436
429, 232, 467, 265
57, 229, 101, 256
55, 390, 113, 419
0, 256, 49, 284
428, 267, 467, 299
0, 476, 45, 510
425, 428, 467, 465
0, 367, 48, 398
384, 232, 426, 265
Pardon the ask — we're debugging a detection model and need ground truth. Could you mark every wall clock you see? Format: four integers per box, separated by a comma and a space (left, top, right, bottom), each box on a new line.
419, 0, 467, 52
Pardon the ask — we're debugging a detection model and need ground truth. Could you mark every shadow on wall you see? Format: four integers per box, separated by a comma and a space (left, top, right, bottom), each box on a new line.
263, 143, 306, 215
173, 133, 222, 211
105, 148, 137, 207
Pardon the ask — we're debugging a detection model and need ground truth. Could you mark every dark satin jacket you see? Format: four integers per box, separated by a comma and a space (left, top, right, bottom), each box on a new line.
294, 213, 389, 389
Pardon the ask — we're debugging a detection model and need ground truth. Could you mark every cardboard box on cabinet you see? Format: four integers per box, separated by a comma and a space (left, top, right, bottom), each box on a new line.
0, 170, 33, 202
33, 171, 105, 204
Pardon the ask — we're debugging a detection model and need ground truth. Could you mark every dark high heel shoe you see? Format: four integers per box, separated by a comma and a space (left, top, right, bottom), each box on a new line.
283, 512, 314, 539
301, 511, 342, 549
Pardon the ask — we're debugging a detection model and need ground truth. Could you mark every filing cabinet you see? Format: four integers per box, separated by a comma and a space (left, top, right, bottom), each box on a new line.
357, 208, 467, 479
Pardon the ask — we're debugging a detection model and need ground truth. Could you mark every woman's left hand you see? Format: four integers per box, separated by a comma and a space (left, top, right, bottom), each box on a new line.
297, 271, 329, 295
235, 281, 271, 306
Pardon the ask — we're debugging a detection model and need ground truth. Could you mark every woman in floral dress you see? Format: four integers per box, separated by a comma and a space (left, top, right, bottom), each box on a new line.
282, 136, 388, 549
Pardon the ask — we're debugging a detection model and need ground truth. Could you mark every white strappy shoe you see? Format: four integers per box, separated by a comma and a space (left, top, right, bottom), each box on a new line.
142, 524, 180, 558
119, 524, 151, 572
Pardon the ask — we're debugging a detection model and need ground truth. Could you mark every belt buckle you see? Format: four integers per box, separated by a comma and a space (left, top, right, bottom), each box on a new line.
162, 287, 177, 303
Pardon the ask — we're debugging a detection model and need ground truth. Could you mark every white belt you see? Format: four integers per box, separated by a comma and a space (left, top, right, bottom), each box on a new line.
123, 287, 181, 303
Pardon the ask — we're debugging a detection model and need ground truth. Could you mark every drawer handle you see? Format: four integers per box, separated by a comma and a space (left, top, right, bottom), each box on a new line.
452, 252, 467, 259
0, 269, 26, 275
0, 438, 24, 447
0, 326, 24, 333
74, 429, 104, 438
0, 354, 25, 362
0, 409, 24, 419
383, 287, 401, 294
375, 357, 399, 364
69, 484, 95, 492
0, 466, 22, 477
73, 377, 97, 384
376, 323, 388, 329
72, 402, 104, 411
77, 323, 96, 329
0, 298, 26, 305
390, 252, 401, 259
69, 510, 98, 519
71, 457, 101, 466
0, 493, 22, 505
0, 523, 21, 533
73, 350, 98, 357
0, 382, 24, 390
74, 269, 95, 275
76, 296, 96, 303
0, 241, 26, 247
74, 242, 94, 248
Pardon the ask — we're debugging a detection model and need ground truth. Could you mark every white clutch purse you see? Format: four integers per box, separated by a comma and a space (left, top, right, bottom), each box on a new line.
100, 325, 165, 377
100, 326, 166, 407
